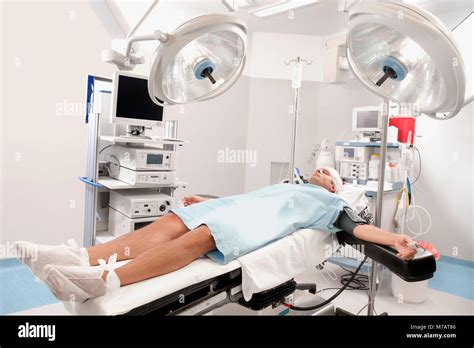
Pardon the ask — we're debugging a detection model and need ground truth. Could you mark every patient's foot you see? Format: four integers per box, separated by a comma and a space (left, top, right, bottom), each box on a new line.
43, 264, 108, 303
13, 240, 89, 282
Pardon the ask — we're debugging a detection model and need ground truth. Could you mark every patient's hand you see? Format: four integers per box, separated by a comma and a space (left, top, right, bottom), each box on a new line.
182, 195, 208, 206
394, 235, 417, 260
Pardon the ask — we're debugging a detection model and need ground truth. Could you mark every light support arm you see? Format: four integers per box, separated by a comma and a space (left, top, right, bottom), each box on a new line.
127, 0, 160, 38
102, 30, 171, 71
103, 0, 168, 71
124, 30, 171, 57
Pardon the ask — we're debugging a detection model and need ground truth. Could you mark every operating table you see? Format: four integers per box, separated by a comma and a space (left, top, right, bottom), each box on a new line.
64, 228, 436, 316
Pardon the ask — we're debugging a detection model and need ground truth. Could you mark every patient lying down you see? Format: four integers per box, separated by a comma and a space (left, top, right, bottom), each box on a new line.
15, 168, 422, 303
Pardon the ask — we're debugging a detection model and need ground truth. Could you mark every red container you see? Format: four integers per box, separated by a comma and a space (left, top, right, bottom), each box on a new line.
389, 117, 416, 144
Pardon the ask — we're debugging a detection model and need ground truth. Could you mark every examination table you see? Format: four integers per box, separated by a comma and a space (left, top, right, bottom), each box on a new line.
63, 227, 436, 316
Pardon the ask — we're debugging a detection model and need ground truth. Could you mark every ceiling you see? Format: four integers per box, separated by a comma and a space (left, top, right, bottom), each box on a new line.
111, 0, 473, 37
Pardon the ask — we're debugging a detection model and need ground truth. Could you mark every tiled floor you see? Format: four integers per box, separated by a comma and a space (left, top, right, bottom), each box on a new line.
0, 258, 58, 315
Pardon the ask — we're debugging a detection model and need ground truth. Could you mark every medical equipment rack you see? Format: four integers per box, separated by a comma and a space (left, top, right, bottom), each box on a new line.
81, 75, 188, 247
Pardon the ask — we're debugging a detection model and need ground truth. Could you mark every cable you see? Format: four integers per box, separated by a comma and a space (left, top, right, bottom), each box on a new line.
411, 147, 422, 185
286, 256, 368, 311
316, 264, 369, 293
99, 144, 112, 155
356, 302, 369, 316
339, 266, 369, 291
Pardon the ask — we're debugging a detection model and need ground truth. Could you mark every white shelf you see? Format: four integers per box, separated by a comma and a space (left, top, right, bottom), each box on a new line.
98, 176, 188, 190
95, 230, 116, 245
100, 135, 190, 146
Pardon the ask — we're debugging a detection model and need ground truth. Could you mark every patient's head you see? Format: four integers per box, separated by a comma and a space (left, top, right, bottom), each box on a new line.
309, 167, 342, 193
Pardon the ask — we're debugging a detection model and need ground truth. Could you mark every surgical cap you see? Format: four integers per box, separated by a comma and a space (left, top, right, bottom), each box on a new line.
324, 167, 343, 193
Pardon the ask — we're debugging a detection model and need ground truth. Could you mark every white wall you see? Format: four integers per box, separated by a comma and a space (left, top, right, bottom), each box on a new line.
243, 31, 325, 191
314, 76, 381, 145
244, 78, 320, 191
0, 2, 4, 245
165, 77, 250, 199
1, 2, 115, 245
415, 106, 473, 260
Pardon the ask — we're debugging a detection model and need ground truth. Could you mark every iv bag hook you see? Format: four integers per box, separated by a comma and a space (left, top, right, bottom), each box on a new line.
284, 56, 313, 65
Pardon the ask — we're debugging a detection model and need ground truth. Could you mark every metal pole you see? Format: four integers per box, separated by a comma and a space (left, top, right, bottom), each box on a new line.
83, 113, 100, 247
367, 100, 389, 315
289, 86, 300, 184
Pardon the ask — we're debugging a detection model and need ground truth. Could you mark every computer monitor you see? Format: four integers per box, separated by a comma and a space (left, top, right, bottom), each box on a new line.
352, 106, 382, 132
110, 71, 164, 127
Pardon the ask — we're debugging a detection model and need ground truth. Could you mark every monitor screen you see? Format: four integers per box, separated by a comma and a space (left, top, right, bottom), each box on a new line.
146, 154, 163, 165
356, 110, 379, 129
343, 148, 355, 159
115, 75, 163, 122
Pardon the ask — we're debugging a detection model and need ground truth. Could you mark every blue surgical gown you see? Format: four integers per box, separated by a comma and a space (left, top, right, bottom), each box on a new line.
171, 183, 348, 264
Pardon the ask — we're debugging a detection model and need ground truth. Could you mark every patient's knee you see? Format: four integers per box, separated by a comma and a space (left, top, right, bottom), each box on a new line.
185, 226, 216, 254
148, 213, 189, 234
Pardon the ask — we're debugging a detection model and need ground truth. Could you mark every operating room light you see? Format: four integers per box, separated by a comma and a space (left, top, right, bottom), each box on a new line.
103, 2, 247, 107
250, 0, 319, 18
147, 14, 247, 106
346, 1, 467, 120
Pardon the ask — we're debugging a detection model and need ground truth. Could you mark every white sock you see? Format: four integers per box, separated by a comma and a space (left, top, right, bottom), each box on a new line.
13, 239, 90, 282
44, 254, 120, 303
43, 265, 106, 303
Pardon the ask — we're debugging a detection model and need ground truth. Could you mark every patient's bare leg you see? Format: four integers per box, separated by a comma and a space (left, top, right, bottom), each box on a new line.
87, 213, 189, 265
111, 225, 216, 286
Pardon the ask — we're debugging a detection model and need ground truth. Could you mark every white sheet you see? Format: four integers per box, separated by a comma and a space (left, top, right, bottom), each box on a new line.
65, 229, 337, 315
237, 229, 337, 301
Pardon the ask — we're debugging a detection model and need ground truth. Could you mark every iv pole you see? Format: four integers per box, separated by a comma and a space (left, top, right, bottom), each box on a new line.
285, 57, 312, 184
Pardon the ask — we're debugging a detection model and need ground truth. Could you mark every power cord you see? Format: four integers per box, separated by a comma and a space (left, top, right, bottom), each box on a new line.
99, 144, 113, 155
339, 265, 369, 290
411, 147, 422, 185
285, 256, 368, 311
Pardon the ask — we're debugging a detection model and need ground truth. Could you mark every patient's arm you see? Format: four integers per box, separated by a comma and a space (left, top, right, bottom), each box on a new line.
353, 225, 416, 260
182, 195, 211, 206
334, 208, 416, 260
